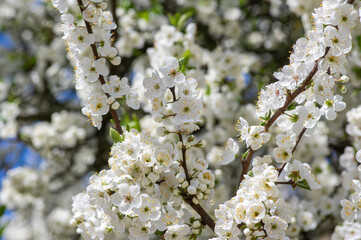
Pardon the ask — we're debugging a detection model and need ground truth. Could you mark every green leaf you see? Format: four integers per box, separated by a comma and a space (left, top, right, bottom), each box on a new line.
287, 102, 296, 111
0, 205, 5, 216
296, 179, 311, 191
155, 230, 166, 236
206, 84, 211, 95
128, 113, 142, 132
168, 12, 181, 26
177, 9, 194, 29
109, 127, 124, 143
0, 225, 5, 237
247, 170, 253, 177
179, 49, 191, 73
242, 150, 249, 159
136, 11, 149, 21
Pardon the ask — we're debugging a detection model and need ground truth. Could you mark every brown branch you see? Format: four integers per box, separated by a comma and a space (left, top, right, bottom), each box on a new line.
169, 78, 214, 231
178, 133, 190, 183
77, 0, 123, 135
278, 127, 307, 174
183, 196, 215, 231
237, 47, 331, 186
109, 0, 119, 76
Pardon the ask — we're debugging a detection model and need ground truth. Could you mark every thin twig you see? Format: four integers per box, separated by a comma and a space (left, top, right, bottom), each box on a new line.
237, 47, 331, 186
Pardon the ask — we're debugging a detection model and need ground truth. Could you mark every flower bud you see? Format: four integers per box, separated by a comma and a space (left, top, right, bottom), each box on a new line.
148, 172, 159, 182
187, 135, 195, 142
340, 85, 347, 94
107, 97, 116, 105
156, 126, 169, 137
187, 186, 197, 195
176, 142, 183, 149
199, 183, 207, 192
192, 197, 199, 205
111, 56, 121, 65
244, 228, 251, 236
340, 75, 350, 83
111, 101, 120, 110
181, 181, 189, 188
177, 174, 185, 183
192, 228, 200, 234
154, 115, 163, 122
195, 140, 206, 148
146, 186, 154, 194
193, 220, 201, 228
153, 165, 163, 174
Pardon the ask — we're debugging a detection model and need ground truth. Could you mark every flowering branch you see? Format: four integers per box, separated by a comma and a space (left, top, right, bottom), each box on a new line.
278, 127, 307, 174
238, 47, 330, 185
76, 0, 123, 135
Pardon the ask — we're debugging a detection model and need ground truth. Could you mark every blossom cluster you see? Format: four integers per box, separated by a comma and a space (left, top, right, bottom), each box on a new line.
70, 59, 216, 240
213, 156, 293, 239
54, 0, 140, 130
3, 0, 361, 239
213, 0, 358, 239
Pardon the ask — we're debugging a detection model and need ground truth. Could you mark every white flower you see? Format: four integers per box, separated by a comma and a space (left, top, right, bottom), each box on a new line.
340, 199, 357, 223
164, 224, 190, 240
271, 199, 293, 223
133, 195, 161, 222
297, 211, 317, 231
99, 31, 118, 57
177, 77, 200, 98
83, 5, 101, 23
273, 147, 292, 163
214, 224, 241, 240
356, 150, 361, 163
263, 215, 288, 239
276, 132, 296, 148
80, 57, 109, 82
235, 117, 249, 142
220, 138, 239, 165
323, 26, 352, 56
159, 57, 185, 88
83, 93, 109, 116
143, 71, 166, 100
128, 219, 156, 240
52, 0, 67, 13
102, 75, 130, 98
126, 87, 140, 110
192, 158, 208, 171
172, 96, 202, 124
198, 170, 215, 185
245, 126, 271, 150
284, 159, 321, 190
246, 203, 266, 223
321, 95, 346, 120
86, 186, 110, 208
110, 184, 142, 214
68, 27, 95, 51
100, 11, 117, 30
154, 148, 173, 172
330, 4, 358, 29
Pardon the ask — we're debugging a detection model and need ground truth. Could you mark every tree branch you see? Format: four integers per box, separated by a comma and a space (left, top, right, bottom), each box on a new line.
237, 47, 331, 186
77, 0, 123, 135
